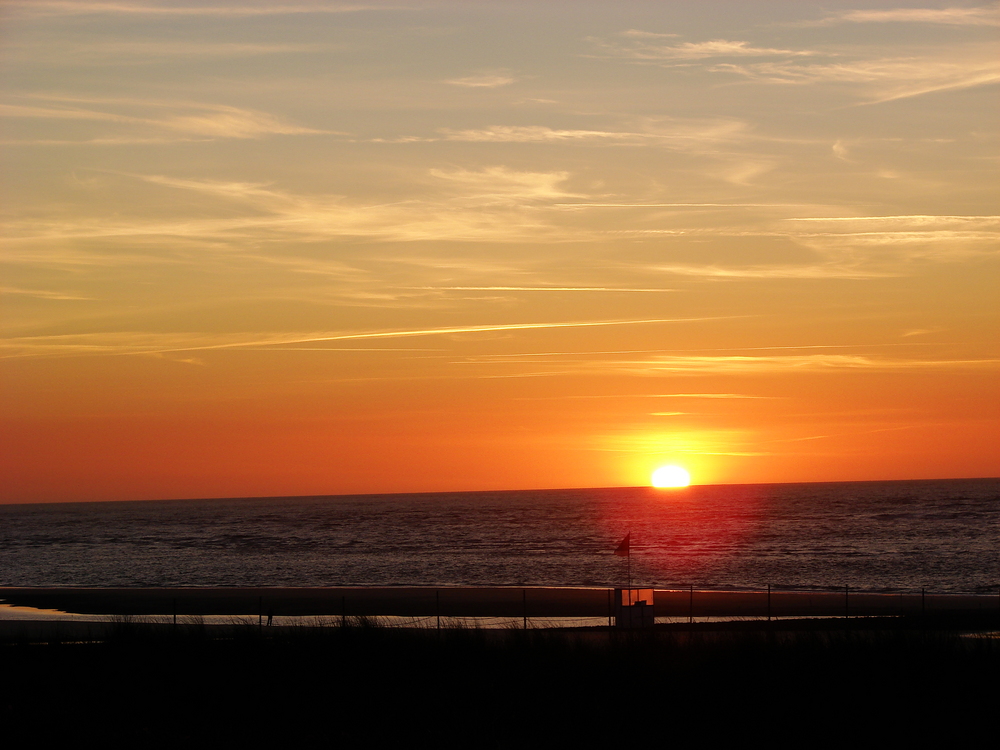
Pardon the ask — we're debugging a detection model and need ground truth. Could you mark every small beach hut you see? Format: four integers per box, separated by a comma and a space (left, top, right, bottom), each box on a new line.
613, 588, 655, 628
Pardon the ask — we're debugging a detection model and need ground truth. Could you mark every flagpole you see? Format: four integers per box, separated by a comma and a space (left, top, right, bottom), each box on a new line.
614, 532, 632, 603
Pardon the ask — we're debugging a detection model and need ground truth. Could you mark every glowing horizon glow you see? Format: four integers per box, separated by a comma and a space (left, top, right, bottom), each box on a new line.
651, 466, 692, 488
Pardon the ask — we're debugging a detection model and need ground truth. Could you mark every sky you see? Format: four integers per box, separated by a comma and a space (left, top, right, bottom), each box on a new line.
1, 0, 997, 502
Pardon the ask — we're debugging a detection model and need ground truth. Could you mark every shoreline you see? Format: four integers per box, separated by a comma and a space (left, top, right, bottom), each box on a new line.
3, 585, 998, 619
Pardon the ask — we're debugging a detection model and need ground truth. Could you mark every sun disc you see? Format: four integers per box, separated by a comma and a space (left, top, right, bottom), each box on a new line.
651, 465, 691, 488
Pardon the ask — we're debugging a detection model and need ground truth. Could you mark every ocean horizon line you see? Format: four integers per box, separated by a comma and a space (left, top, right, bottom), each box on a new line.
4, 474, 998, 508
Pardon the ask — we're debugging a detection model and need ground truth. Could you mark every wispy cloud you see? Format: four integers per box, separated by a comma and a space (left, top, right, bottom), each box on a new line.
820, 5, 1000, 27
445, 75, 516, 88
638, 216, 966, 259
491, 353, 1000, 378
1, 96, 328, 140
609, 354, 1000, 374
440, 125, 639, 143
0, 286, 93, 301
785, 215, 1000, 228
590, 21, 999, 104
6, 41, 324, 65
782, 215, 1000, 262
713, 54, 1000, 103
424, 344, 999, 380
3, 2, 387, 18
612, 213, 1000, 273
591, 37, 814, 61
646, 263, 894, 280
555, 202, 809, 209
3, 167, 584, 249
12, 173, 994, 277
516, 393, 772, 400
651, 393, 772, 399
311, 318, 696, 343
0, 318, 700, 359
619, 30, 679, 39
415, 286, 675, 293
427, 166, 578, 204
425, 120, 764, 187
902, 327, 947, 338
434, 119, 751, 148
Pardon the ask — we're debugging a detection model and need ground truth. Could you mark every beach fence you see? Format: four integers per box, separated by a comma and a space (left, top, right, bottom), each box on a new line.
2, 586, 999, 631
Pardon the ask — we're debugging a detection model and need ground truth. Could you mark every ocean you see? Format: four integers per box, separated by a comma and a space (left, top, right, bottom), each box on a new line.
1, 478, 998, 594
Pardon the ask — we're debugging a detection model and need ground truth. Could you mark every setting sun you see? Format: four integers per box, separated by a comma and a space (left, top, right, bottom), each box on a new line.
651, 466, 692, 488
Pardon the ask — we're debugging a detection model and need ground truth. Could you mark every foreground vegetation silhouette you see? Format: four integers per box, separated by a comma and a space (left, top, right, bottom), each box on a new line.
2, 615, 997, 745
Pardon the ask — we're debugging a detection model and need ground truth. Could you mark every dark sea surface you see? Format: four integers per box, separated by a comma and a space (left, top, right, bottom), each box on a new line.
1, 479, 998, 594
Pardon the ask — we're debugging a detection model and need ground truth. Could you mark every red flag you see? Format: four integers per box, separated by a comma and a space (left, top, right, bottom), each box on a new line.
614, 533, 630, 557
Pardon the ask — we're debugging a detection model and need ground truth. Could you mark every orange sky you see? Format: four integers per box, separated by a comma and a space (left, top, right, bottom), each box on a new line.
1, 1, 998, 502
